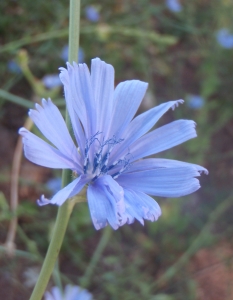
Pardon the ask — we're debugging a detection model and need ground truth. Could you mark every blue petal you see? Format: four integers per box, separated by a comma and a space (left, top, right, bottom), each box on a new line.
44, 291, 54, 300
59, 66, 86, 154
50, 287, 62, 300
59, 66, 86, 157
72, 62, 96, 138
44, 287, 57, 300
87, 175, 125, 230
28, 99, 81, 168
124, 188, 161, 224
110, 80, 148, 138
64, 285, 93, 300
127, 158, 208, 175
60, 62, 96, 139
38, 176, 88, 206
116, 167, 201, 198
19, 128, 80, 171
110, 100, 184, 163
129, 120, 197, 161
64, 285, 78, 300
91, 58, 114, 135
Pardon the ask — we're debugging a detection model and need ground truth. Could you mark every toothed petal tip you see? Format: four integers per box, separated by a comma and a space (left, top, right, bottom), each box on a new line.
34, 102, 44, 111
199, 167, 209, 175
37, 195, 51, 206
18, 127, 26, 135
171, 99, 184, 110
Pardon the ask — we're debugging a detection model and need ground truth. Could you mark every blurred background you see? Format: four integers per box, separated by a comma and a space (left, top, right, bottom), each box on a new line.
0, 0, 233, 299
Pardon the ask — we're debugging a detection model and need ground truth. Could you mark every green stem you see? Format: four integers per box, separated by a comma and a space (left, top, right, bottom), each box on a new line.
29, 1, 81, 299
29, 201, 75, 300
80, 226, 112, 288
0, 89, 33, 108
68, 0, 80, 63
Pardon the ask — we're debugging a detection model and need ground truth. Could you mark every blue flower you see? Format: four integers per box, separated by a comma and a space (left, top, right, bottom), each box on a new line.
61, 45, 85, 63
187, 95, 204, 110
85, 6, 100, 23
216, 28, 233, 49
166, 0, 182, 12
46, 177, 62, 194
42, 74, 62, 89
44, 285, 93, 300
19, 58, 208, 230
7, 60, 21, 74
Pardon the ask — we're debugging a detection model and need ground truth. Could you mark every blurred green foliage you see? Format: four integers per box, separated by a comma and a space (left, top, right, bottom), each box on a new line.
1, 0, 233, 300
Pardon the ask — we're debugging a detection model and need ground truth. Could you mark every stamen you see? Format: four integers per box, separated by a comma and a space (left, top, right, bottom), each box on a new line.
112, 155, 131, 179
83, 157, 89, 174
84, 132, 128, 180
92, 149, 102, 173
83, 132, 102, 173
92, 135, 124, 174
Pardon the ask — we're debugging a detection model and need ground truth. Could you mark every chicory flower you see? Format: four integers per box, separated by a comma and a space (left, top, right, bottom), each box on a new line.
44, 285, 93, 300
7, 60, 21, 74
166, 0, 182, 12
61, 45, 85, 63
85, 6, 100, 23
216, 28, 233, 49
42, 74, 62, 89
187, 95, 204, 110
19, 58, 208, 230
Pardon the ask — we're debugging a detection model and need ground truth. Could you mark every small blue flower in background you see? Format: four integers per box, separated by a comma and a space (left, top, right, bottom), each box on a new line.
19, 58, 208, 230
166, 0, 182, 12
85, 6, 100, 23
44, 285, 93, 300
61, 45, 85, 63
42, 74, 62, 89
46, 178, 62, 194
187, 95, 204, 110
7, 60, 21, 74
216, 28, 233, 49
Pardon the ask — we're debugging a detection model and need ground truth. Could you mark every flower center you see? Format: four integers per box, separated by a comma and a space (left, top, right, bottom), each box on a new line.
83, 132, 131, 180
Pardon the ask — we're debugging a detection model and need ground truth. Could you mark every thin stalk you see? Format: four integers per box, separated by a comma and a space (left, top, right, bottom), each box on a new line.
0, 89, 33, 108
29, 1, 81, 299
5, 117, 33, 257
80, 226, 112, 288
29, 200, 75, 300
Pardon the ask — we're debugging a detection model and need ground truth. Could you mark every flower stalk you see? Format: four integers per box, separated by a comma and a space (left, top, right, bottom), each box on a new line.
29, 1, 81, 299
29, 200, 75, 300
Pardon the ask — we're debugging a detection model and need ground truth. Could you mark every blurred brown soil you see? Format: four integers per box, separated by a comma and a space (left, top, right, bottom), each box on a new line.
190, 243, 233, 300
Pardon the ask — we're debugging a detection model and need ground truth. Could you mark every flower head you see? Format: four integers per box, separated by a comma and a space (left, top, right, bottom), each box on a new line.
187, 95, 204, 110
85, 6, 100, 23
19, 58, 208, 230
166, 0, 182, 12
42, 74, 62, 89
216, 28, 233, 49
44, 285, 93, 300
7, 60, 21, 74
61, 45, 85, 63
